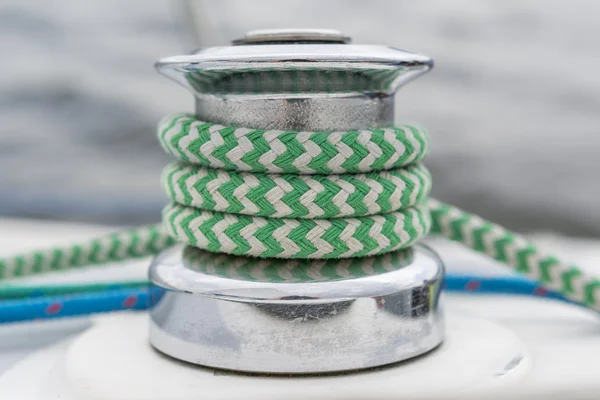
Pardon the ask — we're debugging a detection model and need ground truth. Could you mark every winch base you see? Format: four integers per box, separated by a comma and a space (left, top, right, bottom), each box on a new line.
148, 245, 444, 373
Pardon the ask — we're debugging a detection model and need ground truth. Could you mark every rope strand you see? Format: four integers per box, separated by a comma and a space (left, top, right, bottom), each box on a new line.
1, 112, 598, 317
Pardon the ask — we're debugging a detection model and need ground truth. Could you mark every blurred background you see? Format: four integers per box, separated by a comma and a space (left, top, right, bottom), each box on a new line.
1, 0, 598, 236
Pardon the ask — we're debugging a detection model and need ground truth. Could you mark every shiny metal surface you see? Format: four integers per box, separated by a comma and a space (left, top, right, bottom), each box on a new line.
156, 29, 432, 131
157, 29, 432, 131
232, 28, 351, 45
195, 94, 394, 131
152, 29, 444, 373
155, 37, 433, 108
149, 245, 444, 374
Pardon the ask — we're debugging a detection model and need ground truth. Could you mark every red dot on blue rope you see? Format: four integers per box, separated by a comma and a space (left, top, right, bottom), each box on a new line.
533, 286, 549, 296
465, 280, 481, 291
46, 302, 63, 315
123, 295, 138, 308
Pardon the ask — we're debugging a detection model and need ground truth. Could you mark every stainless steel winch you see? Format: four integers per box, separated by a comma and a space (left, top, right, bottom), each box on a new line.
148, 28, 445, 374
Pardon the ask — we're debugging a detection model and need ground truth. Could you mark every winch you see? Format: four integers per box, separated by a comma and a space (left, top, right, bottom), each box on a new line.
149, 28, 444, 374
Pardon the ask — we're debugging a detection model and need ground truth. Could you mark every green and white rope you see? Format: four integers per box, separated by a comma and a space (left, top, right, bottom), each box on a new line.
0, 225, 173, 280
162, 202, 429, 259
162, 162, 431, 219
429, 199, 600, 307
0, 112, 599, 312
158, 113, 430, 174
159, 113, 431, 259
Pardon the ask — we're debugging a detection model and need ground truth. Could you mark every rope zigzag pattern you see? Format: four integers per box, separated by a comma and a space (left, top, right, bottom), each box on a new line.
0, 225, 173, 280
158, 113, 430, 174
159, 113, 431, 259
163, 203, 429, 259
429, 200, 600, 308
162, 162, 431, 219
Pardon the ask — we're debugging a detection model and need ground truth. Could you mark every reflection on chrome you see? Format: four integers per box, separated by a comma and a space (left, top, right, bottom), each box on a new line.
149, 245, 444, 374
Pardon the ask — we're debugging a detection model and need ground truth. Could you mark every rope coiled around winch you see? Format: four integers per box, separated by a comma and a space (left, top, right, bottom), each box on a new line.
160, 113, 431, 259
156, 112, 600, 308
0, 113, 599, 313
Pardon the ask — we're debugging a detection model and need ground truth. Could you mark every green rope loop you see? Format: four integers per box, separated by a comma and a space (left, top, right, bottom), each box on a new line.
162, 161, 431, 219
163, 202, 430, 259
158, 113, 430, 174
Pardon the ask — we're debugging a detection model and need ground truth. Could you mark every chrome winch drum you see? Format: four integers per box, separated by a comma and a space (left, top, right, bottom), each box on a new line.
149, 29, 445, 374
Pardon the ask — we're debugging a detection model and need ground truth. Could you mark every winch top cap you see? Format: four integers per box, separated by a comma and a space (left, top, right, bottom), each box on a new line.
155, 28, 433, 97
232, 28, 352, 45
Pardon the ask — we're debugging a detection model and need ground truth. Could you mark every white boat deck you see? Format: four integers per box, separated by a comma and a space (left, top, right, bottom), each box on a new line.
1, 218, 600, 398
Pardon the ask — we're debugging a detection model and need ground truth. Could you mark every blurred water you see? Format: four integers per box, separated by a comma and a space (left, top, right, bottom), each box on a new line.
1, 0, 599, 235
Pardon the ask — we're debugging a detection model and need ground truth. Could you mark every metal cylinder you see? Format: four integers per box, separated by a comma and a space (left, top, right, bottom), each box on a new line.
149, 245, 444, 374
149, 29, 444, 374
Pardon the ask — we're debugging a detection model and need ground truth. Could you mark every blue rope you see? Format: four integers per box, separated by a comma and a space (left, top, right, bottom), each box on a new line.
0, 274, 574, 324
0, 287, 151, 324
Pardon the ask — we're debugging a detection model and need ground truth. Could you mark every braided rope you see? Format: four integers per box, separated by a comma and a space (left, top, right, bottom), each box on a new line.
429, 199, 600, 309
0, 225, 173, 280
163, 203, 429, 259
159, 113, 431, 259
2, 205, 597, 310
158, 113, 430, 174
162, 162, 431, 219
0, 113, 598, 313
